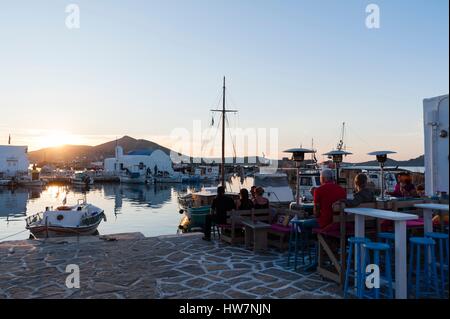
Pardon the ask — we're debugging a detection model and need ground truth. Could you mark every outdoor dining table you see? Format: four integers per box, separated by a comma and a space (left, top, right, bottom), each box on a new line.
413, 203, 449, 233
241, 220, 271, 252
344, 207, 418, 299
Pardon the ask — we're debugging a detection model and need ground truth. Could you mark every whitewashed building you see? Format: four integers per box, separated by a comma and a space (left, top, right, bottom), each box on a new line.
423, 94, 449, 196
104, 146, 175, 175
0, 145, 29, 177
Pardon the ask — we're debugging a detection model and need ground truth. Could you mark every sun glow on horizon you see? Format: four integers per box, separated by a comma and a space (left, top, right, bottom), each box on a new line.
36, 131, 86, 149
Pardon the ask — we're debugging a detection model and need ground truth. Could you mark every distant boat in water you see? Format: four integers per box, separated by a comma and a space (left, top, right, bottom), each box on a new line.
71, 172, 94, 187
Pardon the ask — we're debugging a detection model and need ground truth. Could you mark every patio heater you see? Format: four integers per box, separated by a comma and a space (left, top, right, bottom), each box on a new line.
368, 151, 397, 200
284, 148, 316, 204
323, 150, 353, 184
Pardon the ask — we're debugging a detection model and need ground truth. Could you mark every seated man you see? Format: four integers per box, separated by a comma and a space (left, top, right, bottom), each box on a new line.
203, 186, 236, 241
344, 173, 375, 207
302, 169, 347, 230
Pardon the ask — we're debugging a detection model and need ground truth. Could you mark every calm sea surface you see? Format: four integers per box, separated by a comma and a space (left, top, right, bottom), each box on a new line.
0, 177, 255, 242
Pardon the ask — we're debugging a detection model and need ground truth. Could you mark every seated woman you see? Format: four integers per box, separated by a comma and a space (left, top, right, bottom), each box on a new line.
344, 173, 375, 207
388, 172, 417, 198
253, 187, 270, 209
236, 188, 254, 210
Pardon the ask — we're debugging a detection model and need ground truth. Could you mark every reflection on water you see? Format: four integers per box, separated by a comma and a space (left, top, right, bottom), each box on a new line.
0, 182, 212, 242
0, 176, 265, 242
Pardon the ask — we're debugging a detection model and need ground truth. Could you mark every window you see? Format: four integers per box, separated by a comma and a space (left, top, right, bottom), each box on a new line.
300, 177, 312, 186
254, 175, 289, 187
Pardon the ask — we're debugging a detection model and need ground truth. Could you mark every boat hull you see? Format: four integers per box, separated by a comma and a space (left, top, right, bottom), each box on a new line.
27, 216, 104, 238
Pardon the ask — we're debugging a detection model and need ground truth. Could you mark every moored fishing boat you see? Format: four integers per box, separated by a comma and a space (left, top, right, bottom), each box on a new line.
178, 187, 239, 232
71, 172, 94, 186
119, 170, 147, 184
16, 175, 47, 187
25, 199, 106, 238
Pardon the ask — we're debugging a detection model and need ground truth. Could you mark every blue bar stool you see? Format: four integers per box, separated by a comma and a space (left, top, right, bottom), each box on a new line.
425, 232, 449, 297
361, 242, 393, 299
344, 237, 370, 298
377, 232, 395, 270
287, 220, 308, 270
408, 237, 440, 298
378, 232, 395, 244
287, 219, 315, 270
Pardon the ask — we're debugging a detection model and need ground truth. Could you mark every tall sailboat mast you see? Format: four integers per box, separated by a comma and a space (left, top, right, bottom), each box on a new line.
221, 77, 226, 187
211, 77, 237, 187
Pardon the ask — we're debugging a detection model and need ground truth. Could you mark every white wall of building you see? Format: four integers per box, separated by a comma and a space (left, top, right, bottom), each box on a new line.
423, 94, 449, 196
0, 145, 29, 177
104, 147, 174, 175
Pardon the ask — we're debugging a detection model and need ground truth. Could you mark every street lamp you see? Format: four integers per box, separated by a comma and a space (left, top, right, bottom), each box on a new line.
368, 150, 397, 200
284, 148, 316, 204
323, 150, 353, 184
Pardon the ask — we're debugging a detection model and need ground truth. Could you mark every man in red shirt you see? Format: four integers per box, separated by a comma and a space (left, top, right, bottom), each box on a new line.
301, 169, 347, 230
314, 169, 347, 228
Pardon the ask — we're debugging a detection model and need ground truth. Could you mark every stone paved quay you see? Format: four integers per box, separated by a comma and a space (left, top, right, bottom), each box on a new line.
0, 232, 343, 299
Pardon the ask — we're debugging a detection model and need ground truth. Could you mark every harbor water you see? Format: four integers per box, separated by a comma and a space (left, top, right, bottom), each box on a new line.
0, 177, 256, 242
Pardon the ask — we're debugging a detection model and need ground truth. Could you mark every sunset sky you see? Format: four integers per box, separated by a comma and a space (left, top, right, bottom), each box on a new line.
0, 0, 448, 162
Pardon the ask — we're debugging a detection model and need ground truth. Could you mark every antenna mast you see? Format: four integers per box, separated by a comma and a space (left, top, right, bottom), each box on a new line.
337, 122, 346, 151
211, 77, 237, 187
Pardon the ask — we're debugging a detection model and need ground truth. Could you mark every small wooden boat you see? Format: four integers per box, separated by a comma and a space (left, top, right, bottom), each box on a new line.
25, 199, 106, 238
178, 187, 239, 232
71, 172, 94, 186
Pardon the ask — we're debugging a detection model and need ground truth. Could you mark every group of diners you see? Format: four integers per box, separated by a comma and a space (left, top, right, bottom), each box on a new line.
202, 168, 443, 242
203, 186, 270, 241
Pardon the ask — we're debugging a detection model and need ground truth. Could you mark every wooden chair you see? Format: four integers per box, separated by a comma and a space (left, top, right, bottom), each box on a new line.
267, 208, 303, 250
218, 209, 271, 245
315, 202, 382, 287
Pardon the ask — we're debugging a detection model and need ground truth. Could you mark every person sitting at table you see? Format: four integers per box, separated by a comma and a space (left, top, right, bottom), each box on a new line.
416, 184, 426, 197
302, 169, 347, 230
343, 173, 375, 207
399, 173, 417, 197
388, 172, 417, 197
253, 187, 270, 209
237, 188, 254, 210
203, 186, 236, 241
250, 186, 257, 201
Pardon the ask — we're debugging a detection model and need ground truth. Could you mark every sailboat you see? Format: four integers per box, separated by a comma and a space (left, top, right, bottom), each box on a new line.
178, 77, 239, 232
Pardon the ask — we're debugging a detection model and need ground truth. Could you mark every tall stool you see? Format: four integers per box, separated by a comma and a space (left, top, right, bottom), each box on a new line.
425, 232, 449, 297
287, 220, 313, 270
344, 237, 370, 298
361, 242, 393, 299
408, 237, 440, 298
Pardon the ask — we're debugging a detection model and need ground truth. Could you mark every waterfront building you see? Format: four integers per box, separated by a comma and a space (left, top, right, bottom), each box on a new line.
0, 145, 29, 178
103, 146, 175, 176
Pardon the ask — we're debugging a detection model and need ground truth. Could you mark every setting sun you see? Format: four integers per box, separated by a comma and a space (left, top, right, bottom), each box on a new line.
38, 131, 84, 149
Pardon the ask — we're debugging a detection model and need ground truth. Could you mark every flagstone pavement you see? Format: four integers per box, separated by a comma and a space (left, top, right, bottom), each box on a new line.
0, 232, 343, 299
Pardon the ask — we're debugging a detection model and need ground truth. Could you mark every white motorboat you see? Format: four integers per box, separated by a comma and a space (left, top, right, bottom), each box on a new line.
252, 171, 294, 205
119, 171, 147, 184
16, 175, 47, 187
71, 172, 94, 186
25, 199, 106, 238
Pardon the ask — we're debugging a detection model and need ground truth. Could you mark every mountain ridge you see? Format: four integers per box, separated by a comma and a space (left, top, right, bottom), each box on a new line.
28, 136, 425, 167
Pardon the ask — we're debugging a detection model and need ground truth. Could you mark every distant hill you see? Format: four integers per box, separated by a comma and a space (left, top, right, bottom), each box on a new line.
28, 135, 425, 168
28, 136, 174, 165
352, 155, 424, 167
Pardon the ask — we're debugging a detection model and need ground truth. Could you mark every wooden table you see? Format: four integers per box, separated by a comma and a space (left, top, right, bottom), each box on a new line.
414, 203, 449, 233
345, 207, 418, 299
241, 220, 271, 252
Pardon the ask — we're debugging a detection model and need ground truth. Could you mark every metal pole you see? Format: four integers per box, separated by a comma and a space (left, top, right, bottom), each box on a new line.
296, 166, 300, 204
381, 164, 384, 199
221, 77, 226, 187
